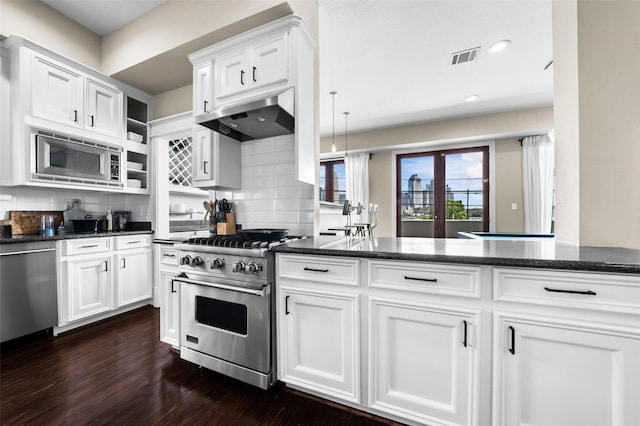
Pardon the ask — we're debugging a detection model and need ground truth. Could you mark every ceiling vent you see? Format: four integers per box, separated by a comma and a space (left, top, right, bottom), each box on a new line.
451, 47, 480, 65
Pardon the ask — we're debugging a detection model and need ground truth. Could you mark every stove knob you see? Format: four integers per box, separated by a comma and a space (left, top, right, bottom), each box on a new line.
246, 262, 260, 274
190, 256, 204, 267
180, 255, 192, 265
211, 258, 225, 270
232, 260, 246, 273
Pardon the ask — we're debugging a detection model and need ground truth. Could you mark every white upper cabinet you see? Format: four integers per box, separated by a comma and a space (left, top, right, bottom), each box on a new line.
86, 78, 123, 139
193, 60, 213, 116
31, 52, 123, 139
215, 33, 288, 101
192, 127, 241, 189
189, 15, 317, 185
32, 56, 83, 128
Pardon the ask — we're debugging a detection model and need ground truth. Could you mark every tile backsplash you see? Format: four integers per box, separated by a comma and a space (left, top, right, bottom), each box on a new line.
227, 134, 314, 236
0, 186, 153, 225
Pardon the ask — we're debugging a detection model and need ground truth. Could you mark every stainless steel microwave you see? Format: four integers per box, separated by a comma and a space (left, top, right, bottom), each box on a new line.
34, 130, 122, 186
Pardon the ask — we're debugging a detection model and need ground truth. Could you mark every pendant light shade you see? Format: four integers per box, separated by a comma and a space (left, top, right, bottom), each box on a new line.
343, 111, 350, 162
330, 91, 337, 153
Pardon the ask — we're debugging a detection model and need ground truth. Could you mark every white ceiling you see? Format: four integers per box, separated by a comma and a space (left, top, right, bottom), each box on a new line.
40, 0, 553, 136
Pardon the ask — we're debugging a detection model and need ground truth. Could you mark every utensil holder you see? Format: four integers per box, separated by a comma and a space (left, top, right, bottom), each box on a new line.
216, 213, 236, 235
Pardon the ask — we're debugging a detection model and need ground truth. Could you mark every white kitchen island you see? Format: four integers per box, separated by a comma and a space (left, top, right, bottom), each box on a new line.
273, 236, 640, 426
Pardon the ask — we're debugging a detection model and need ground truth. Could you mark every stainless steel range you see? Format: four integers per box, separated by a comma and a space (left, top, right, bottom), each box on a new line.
174, 233, 304, 389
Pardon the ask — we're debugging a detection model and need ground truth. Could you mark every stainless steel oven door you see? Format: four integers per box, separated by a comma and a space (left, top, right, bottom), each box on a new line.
177, 275, 271, 374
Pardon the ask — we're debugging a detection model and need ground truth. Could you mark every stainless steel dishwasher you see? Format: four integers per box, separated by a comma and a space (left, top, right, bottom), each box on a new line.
1, 240, 58, 343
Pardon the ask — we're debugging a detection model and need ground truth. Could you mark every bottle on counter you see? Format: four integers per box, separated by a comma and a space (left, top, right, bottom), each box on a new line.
106, 209, 113, 231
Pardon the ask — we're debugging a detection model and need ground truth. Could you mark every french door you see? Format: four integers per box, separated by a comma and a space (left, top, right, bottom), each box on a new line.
396, 146, 489, 238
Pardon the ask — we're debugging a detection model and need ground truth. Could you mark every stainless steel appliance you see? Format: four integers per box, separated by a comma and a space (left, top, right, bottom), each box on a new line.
33, 128, 123, 188
175, 234, 304, 389
195, 88, 294, 142
0, 241, 57, 343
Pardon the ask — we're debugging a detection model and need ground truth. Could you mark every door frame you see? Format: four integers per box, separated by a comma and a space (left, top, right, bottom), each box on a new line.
393, 140, 496, 237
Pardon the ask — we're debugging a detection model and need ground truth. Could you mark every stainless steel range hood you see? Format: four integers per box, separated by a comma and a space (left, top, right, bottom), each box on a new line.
195, 88, 295, 142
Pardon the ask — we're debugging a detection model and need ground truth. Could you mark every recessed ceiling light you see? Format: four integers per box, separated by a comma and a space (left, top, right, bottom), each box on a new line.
464, 95, 479, 102
488, 40, 511, 54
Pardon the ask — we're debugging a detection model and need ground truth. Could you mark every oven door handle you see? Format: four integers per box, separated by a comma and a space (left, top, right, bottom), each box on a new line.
173, 276, 268, 297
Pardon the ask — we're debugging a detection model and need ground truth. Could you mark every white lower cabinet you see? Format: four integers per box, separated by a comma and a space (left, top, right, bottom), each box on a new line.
57, 235, 152, 332
369, 298, 478, 426
67, 255, 113, 321
278, 287, 360, 403
156, 243, 180, 346
494, 313, 640, 426
116, 248, 152, 306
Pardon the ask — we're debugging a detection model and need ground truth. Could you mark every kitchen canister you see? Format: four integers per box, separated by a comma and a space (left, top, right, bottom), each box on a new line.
40, 215, 55, 236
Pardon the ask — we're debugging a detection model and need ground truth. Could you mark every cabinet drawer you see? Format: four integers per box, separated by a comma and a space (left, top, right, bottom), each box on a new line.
493, 268, 640, 314
160, 247, 179, 266
62, 237, 112, 256
277, 254, 359, 286
368, 260, 482, 298
115, 235, 152, 250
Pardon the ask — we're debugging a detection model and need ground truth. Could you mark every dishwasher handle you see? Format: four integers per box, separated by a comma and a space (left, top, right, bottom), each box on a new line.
0, 247, 56, 256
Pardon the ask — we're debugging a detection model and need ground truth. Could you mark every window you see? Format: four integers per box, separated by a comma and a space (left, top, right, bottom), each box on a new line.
319, 160, 346, 203
397, 146, 489, 238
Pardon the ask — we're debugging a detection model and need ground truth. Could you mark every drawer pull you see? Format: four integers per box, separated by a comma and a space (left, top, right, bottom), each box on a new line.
508, 326, 516, 355
285, 295, 290, 315
304, 267, 329, 273
404, 275, 438, 283
127, 240, 142, 244
164, 253, 176, 258
80, 244, 99, 249
544, 287, 597, 296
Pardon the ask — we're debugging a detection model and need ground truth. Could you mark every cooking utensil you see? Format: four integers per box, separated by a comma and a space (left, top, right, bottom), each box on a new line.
237, 229, 288, 241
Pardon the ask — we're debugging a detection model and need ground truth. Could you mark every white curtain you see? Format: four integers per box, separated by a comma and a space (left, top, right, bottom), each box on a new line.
522, 134, 555, 233
346, 152, 369, 222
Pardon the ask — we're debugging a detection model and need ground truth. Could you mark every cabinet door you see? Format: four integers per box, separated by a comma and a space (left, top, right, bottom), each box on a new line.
369, 298, 477, 426
116, 249, 152, 306
32, 55, 83, 128
495, 314, 640, 426
193, 61, 213, 115
279, 287, 360, 403
250, 33, 288, 90
67, 256, 112, 321
160, 270, 180, 346
86, 78, 122, 138
192, 127, 213, 182
215, 48, 248, 99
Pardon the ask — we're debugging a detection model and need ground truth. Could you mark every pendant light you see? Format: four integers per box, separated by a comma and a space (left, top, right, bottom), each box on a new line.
343, 111, 350, 162
330, 91, 337, 152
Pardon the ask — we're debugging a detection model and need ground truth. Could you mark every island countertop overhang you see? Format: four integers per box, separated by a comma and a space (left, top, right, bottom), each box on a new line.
272, 236, 640, 275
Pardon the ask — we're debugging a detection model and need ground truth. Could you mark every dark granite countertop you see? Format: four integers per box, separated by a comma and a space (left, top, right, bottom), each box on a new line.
272, 236, 640, 275
0, 230, 154, 244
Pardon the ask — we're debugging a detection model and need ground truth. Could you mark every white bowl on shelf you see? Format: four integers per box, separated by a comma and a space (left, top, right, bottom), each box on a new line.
127, 161, 143, 170
127, 179, 142, 188
170, 203, 186, 213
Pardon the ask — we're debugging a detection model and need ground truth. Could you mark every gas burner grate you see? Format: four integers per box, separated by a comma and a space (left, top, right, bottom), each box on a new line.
184, 235, 307, 250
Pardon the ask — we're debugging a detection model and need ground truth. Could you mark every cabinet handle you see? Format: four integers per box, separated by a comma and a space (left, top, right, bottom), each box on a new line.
203, 161, 208, 174
240, 70, 245, 85
171, 279, 177, 293
80, 244, 99, 249
203, 100, 209, 113
462, 320, 468, 348
126, 240, 141, 244
285, 295, 290, 315
508, 326, 516, 355
164, 253, 176, 258
90, 115, 94, 127
252, 66, 257, 82
544, 287, 597, 296
404, 275, 438, 283
303, 267, 329, 273
73, 109, 78, 123
102, 261, 108, 272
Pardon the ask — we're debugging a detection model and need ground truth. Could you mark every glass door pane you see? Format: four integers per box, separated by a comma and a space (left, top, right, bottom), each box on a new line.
399, 155, 435, 237
444, 151, 486, 237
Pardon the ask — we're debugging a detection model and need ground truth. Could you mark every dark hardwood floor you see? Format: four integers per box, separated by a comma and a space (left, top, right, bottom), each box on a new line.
1, 306, 404, 425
